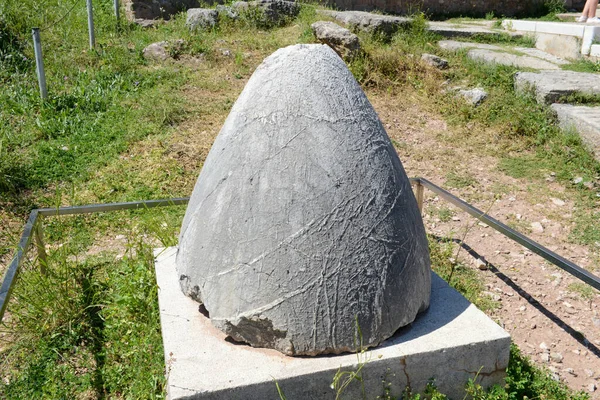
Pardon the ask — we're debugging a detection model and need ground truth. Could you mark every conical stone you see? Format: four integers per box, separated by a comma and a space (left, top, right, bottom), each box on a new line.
176, 44, 431, 356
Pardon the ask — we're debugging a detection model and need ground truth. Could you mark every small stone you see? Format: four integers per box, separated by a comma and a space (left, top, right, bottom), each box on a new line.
530, 221, 544, 233
551, 198, 565, 206
475, 257, 488, 270
564, 368, 576, 376
540, 352, 550, 362
311, 21, 361, 60
530, 323, 537, 329
573, 177, 584, 184
585, 369, 595, 378
186, 8, 219, 30
60, 145, 69, 151
143, 40, 185, 62
451, 216, 460, 221
540, 342, 548, 350
583, 181, 594, 190
457, 88, 487, 106
519, 305, 526, 312
550, 352, 563, 363
421, 53, 449, 69
588, 383, 597, 392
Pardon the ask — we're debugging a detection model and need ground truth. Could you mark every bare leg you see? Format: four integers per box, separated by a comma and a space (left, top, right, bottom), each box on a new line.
583, 0, 591, 16
588, 0, 599, 17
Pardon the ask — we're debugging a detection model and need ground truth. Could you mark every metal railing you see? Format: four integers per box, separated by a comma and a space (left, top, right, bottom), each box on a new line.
1, 178, 598, 324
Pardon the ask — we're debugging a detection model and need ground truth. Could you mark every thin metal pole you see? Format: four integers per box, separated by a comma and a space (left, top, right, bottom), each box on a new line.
31, 28, 48, 100
34, 216, 48, 275
114, 0, 120, 20
86, 0, 95, 49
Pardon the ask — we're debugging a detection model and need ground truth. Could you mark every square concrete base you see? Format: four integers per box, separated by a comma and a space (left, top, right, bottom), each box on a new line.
154, 247, 511, 400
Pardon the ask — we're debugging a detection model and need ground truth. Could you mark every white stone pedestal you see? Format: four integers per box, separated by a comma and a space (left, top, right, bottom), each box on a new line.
154, 247, 511, 400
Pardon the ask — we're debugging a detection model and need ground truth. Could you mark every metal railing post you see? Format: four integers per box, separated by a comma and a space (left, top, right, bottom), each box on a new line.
86, 0, 96, 49
34, 216, 48, 275
114, 0, 120, 26
415, 180, 424, 215
32, 28, 48, 100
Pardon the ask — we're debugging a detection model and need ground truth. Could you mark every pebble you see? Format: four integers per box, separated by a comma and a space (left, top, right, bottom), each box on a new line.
585, 369, 595, 378
475, 257, 488, 270
564, 368, 576, 376
540, 353, 550, 362
551, 198, 565, 206
540, 342, 548, 350
589, 383, 597, 392
519, 305, 527, 312
531, 221, 544, 233
551, 352, 564, 363
573, 177, 583, 184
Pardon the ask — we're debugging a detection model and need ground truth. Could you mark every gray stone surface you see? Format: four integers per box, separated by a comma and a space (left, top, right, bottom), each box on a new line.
535, 33, 582, 60
216, 4, 239, 19
438, 40, 503, 51
428, 21, 522, 39
311, 21, 360, 59
156, 247, 511, 400
318, 10, 412, 37
552, 104, 600, 161
458, 87, 488, 106
467, 49, 561, 70
513, 47, 569, 65
176, 44, 431, 356
186, 8, 218, 30
515, 70, 600, 104
124, 0, 199, 21
142, 40, 185, 61
234, 0, 300, 26
421, 53, 448, 69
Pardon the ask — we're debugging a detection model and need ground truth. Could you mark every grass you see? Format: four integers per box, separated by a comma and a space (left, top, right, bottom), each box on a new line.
1, 0, 600, 398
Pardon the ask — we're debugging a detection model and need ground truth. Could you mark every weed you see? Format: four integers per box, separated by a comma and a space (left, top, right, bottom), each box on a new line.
568, 282, 598, 301
444, 170, 477, 189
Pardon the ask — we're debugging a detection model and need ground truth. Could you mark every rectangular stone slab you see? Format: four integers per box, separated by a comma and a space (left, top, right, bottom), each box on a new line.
154, 247, 511, 400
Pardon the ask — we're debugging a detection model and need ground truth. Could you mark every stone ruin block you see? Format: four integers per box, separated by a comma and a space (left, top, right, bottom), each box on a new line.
124, 0, 200, 22
176, 44, 431, 356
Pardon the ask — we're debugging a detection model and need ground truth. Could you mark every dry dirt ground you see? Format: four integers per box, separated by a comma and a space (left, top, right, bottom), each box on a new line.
371, 92, 600, 397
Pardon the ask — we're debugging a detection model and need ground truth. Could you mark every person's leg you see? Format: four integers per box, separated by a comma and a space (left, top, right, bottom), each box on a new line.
578, 0, 591, 21
588, 0, 599, 17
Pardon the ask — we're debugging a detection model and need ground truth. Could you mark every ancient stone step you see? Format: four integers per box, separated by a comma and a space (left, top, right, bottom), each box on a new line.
428, 21, 522, 39
552, 104, 600, 161
311, 21, 360, 60
514, 70, 600, 103
467, 49, 562, 70
438, 40, 503, 51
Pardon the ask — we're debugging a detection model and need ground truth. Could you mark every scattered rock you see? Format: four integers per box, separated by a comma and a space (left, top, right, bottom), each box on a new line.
564, 368, 577, 376
421, 53, 449, 69
234, 0, 300, 27
540, 342, 549, 350
515, 70, 600, 104
134, 18, 163, 28
318, 10, 411, 38
588, 383, 597, 392
573, 177, 584, 184
541, 352, 550, 362
216, 4, 239, 19
530, 221, 544, 233
475, 257, 488, 270
457, 88, 487, 106
311, 21, 361, 60
186, 8, 219, 30
551, 352, 564, 363
142, 40, 185, 61
585, 369, 595, 378
551, 198, 565, 206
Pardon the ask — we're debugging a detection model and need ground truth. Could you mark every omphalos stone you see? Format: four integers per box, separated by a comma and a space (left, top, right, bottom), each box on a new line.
176, 44, 431, 356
